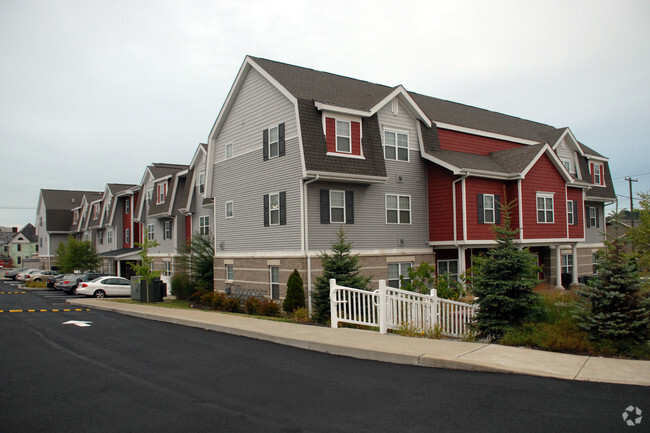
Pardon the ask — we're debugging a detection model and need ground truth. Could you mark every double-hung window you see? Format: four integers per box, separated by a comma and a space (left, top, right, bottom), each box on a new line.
264, 192, 286, 226
438, 260, 459, 282
336, 120, 351, 153
146, 189, 153, 206
164, 221, 172, 240
387, 262, 412, 289
225, 201, 234, 219
477, 194, 499, 224
386, 194, 411, 224
107, 229, 113, 244
536, 194, 554, 223
270, 266, 280, 300
384, 130, 409, 161
588, 207, 599, 228
561, 254, 573, 274
262, 123, 285, 160
147, 224, 155, 241
197, 172, 205, 194
593, 164, 601, 185
330, 190, 346, 223
157, 182, 167, 204
163, 261, 171, 277
567, 201, 576, 225
225, 264, 234, 282
199, 216, 210, 235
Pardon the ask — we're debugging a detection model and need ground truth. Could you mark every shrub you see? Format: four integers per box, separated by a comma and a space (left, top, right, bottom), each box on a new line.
211, 292, 227, 311
171, 273, 195, 300
222, 297, 241, 313
244, 296, 263, 315
259, 298, 281, 317
199, 291, 216, 308
25, 281, 47, 288
291, 307, 311, 323
283, 269, 306, 313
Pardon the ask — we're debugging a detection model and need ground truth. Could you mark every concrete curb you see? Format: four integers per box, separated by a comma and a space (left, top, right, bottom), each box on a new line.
66, 298, 650, 386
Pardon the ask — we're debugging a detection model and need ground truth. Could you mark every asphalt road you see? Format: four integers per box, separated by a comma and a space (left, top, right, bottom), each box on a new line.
0, 279, 648, 433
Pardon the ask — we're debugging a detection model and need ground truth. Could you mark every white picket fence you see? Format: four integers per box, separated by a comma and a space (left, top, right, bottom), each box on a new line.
329, 279, 477, 337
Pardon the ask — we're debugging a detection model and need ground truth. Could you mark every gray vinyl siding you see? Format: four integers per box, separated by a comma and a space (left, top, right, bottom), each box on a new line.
211, 66, 302, 252
308, 101, 429, 250
585, 201, 606, 244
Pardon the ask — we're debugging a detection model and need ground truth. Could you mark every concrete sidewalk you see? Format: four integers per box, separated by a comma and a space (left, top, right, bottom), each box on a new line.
66, 297, 650, 387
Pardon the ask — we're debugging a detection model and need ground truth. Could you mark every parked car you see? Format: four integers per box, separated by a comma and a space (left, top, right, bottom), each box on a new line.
4, 267, 29, 280
57, 272, 111, 295
23, 270, 58, 282
55, 274, 85, 294
46, 274, 66, 289
15, 268, 42, 282
76, 276, 132, 298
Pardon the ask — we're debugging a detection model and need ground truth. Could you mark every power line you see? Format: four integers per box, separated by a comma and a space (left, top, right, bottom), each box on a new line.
613, 172, 650, 180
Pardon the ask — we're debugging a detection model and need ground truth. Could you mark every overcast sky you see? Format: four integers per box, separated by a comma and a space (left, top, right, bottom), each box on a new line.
1, 0, 649, 228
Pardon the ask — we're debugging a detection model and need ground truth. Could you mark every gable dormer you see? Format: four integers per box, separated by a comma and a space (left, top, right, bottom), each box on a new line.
323, 113, 363, 158
551, 129, 583, 179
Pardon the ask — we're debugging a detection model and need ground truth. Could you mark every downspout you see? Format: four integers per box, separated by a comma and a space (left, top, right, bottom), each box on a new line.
303, 175, 320, 315
452, 172, 469, 247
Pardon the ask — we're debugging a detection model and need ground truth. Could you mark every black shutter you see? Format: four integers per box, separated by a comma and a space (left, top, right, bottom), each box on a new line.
320, 190, 330, 224
263, 129, 269, 161
279, 191, 287, 225
477, 194, 484, 224
263, 194, 269, 226
595, 207, 600, 228
586, 207, 591, 228
495, 195, 501, 224
345, 190, 354, 224
278, 123, 285, 157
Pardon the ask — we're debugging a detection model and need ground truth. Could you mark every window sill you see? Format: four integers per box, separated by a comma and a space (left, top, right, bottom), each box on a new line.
326, 152, 365, 160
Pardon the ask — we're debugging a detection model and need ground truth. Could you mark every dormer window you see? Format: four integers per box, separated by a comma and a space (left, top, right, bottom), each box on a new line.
197, 172, 205, 194
93, 204, 100, 219
562, 159, 573, 174
590, 162, 605, 186
73, 210, 79, 224
336, 120, 350, 153
157, 182, 168, 204
325, 117, 362, 157
146, 188, 153, 206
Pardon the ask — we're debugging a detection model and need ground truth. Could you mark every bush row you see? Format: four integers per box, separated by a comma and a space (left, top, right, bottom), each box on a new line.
189, 289, 282, 318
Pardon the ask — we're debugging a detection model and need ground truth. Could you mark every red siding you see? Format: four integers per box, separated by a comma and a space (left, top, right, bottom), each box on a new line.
521, 154, 567, 239
351, 121, 361, 155
185, 215, 192, 244
122, 196, 131, 248
438, 129, 522, 155
132, 193, 140, 244
464, 178, 517, 240
326, 117, 336, 153
567, 187, 584, 239
428, 164, 456, 242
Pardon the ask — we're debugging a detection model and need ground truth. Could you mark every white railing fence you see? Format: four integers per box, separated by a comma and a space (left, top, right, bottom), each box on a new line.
329, 279, 477, 338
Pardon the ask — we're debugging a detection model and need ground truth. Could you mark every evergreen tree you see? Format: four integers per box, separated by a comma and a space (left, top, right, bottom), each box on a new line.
576, 237, 650, 349
178, 232, 215, 290
471, 199, 541, 341
283, 269, 306, 313
312, 227, 371, 324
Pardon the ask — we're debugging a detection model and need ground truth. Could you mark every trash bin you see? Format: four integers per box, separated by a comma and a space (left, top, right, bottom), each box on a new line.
150, 279, 165, 302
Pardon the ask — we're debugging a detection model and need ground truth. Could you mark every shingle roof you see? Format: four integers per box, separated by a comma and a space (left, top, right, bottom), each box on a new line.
249, 57, 615, 199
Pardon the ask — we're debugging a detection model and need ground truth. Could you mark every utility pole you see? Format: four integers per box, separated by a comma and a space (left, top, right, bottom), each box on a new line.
625, 176, 638, 227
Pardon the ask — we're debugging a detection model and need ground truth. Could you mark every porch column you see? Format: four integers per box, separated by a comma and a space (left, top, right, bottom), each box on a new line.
555, 245, 563, 289
571, 243, 579, 287
457, 246, 466, 282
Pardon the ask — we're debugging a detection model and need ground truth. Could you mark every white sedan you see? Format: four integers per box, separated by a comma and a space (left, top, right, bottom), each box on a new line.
76, 276, 132, 298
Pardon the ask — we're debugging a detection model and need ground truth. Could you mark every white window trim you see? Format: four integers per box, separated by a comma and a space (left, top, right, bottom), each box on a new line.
225, 201, 234, 219
269, 265, 280, 299
164, 221, 172, 240
157, 182, 167, 204
336, 119, 351, 154
225, 264, 234, 282
437, 259, 459, 281
147, 224, 155, 241
329, 190, 346, 224
483, 194, 496, 224
567, 200, 575, 225
385, 194, 411, 224
593, 164, 603, 185
589, 207, 598, 227
269, 125, 279, 159
383, 129, 410, 162
387, 262, 412, 289
561, 253, 573, 274
269, 192, 280, 226
199, 215, 210, 235
536, 193, 555, 224
225, 143, 233, 160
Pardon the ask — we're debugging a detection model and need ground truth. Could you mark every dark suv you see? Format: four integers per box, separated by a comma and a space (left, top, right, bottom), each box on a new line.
57, 272, 111, 295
